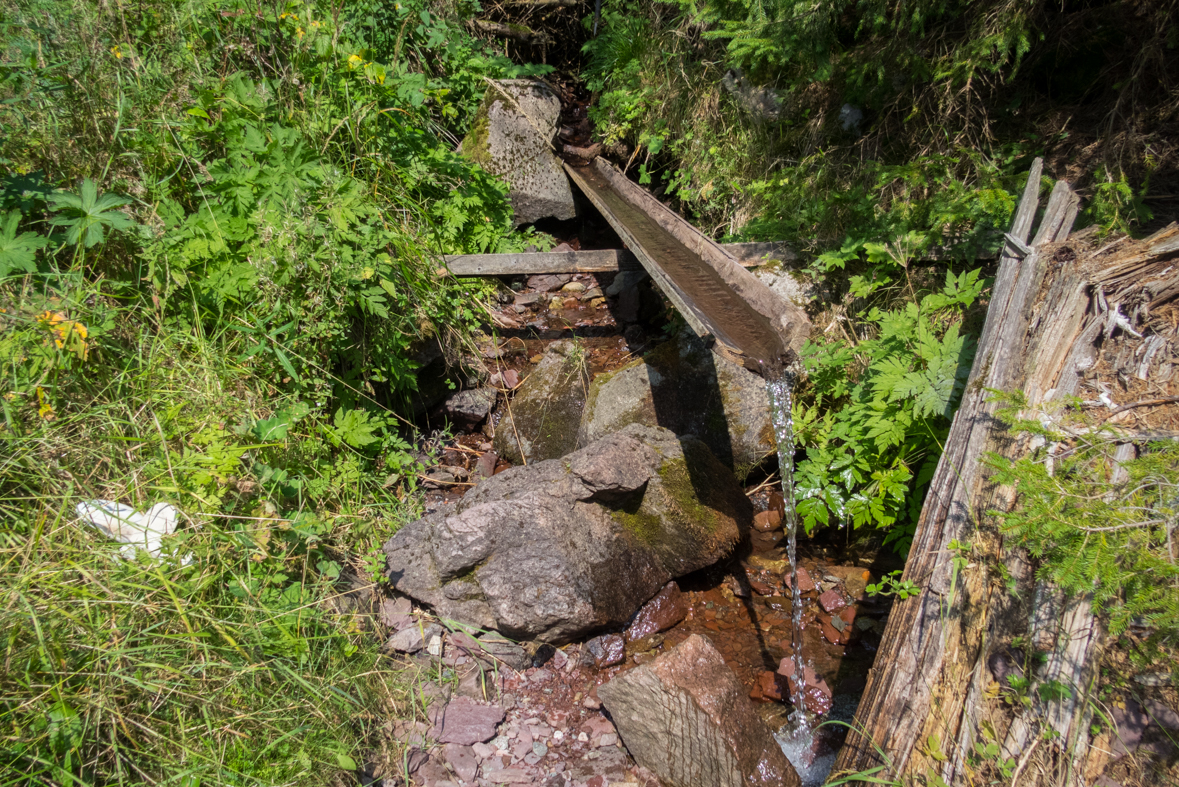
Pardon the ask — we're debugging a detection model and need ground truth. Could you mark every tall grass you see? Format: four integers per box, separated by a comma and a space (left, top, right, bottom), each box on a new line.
0, 0, 527, 781
0, 319, 419, 785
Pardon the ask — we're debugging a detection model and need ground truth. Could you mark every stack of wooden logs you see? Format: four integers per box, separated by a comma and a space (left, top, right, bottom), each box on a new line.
831, 159, 1179, 786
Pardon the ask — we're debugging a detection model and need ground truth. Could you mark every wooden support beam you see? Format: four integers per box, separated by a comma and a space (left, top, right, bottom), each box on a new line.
443, 242, 796, 276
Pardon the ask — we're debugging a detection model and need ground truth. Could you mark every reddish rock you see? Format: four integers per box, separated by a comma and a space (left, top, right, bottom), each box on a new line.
586, 633, 626, 668
528, 273, 572, 292
778, 659, 833, 715
379, 596, 412, 627
756, 670, 791, 702
598, 634, 801, 787
749, 577, 775, 596
768, 489, 785, 517
819, 615, 847, 646
626, 582, 689, 641
753, 509, 782, 532
783, 567, 815, 592
443, 743, 479, 782
434, 697, 506, 746
818, 589, 847, 613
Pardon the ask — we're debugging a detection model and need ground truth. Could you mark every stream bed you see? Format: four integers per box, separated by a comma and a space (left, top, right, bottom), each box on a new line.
414, 265, 902, 785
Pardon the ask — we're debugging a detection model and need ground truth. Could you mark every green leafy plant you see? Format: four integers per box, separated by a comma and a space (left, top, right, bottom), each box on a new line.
986, 398, 1179, 641
47, 178, 136, 249
793, 266, 985, 549
0, 210, 48, 275
866, 570, 922, 600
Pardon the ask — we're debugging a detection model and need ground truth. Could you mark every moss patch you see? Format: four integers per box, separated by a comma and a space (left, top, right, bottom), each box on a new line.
610, 508, 664, 546
460, 103, 493, 171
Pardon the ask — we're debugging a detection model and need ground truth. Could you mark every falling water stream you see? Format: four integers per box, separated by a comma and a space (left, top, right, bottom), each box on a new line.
765, 369, 834, 787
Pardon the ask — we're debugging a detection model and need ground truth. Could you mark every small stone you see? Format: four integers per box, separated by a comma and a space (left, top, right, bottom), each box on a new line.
435, 698, 506, 746
584, 634, 625, 668
492, 735, 510, 751
855, 616, 875, 631
783, 568, 815, 592
590, 297, 607, 308
625, 582, 689, 641
472, 742, 497, 759
443, 743, 479, 783
553, 730, 564, 742
818, 589, 847, 613
561, 281, 587, 293
753, 509, 783, 532
578, 732, 589, 742
598, 733, 618, 747
530, 354, 544, 363
379, 596, 413, 627
524, 752, 543, 765
548, 297, 565, 310
583, 695, 601, 710
530, 669, 554, 684
820, 616, 845, 645
427, 634, 443, 656
528, 273, 572, 292
384, 623, 442, 654
488, 768, 534, 784
533, 741, 549, 757
580, 287, 604, 300
442, 388, 497, 430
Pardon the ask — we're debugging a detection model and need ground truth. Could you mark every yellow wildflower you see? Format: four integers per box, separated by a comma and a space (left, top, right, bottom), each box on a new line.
36, 387, 54, 421
348, 53, 364, 69
37, 311, 89, 359
296, 26, 304, 38
111, 44, 123, 59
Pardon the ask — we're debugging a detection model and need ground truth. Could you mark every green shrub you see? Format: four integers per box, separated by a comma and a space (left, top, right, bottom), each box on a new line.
988, 398, 1179, 643
792, 258, 986, 551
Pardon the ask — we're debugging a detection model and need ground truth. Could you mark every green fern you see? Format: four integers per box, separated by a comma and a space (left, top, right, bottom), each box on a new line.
794, 267, 984, 549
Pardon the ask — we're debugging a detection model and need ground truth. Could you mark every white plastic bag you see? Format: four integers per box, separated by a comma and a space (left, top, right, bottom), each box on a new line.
75, 500, 187, 562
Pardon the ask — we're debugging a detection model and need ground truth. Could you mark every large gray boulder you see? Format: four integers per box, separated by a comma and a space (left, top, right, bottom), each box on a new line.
383, 424, 750, 643
598, 634, 801, 787
578, 332, 774, 479
460, 79, 576, 225
492, 339, 588, 465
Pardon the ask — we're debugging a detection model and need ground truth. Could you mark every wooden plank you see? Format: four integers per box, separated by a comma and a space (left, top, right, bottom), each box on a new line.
444, 249, 637, 275
442, 242, 796, 276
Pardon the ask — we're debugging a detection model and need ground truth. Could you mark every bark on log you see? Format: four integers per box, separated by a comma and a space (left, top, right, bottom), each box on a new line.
831, 167, 1179, 784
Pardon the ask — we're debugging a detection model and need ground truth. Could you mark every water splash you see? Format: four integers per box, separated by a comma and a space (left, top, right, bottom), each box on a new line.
764, 370, 807, 733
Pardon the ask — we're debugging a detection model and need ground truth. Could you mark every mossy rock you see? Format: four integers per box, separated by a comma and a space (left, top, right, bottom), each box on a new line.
578, 331, 775, 479
384, 423, 748, 643
458, 79, 575, 226
493, 339, 590, 464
